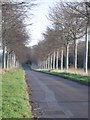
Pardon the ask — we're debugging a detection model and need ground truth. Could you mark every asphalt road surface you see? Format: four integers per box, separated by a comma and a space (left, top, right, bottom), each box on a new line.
25, 65, 89, 118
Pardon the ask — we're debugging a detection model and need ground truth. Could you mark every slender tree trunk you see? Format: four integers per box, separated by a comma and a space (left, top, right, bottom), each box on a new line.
11, 52, 13, 68
42, 61, 43, 69
16, 59, 19, 68
47, 58, 49, 69
56, 49, 59, 70
43, 61, 44, 69
84, 26, 89, 73
66, 44, 69, 70
13, 52, 16, 67
45, 59, 47, 69
48, 55, 50, 69
7, 49, 10, 68
7, 48, 11, 68
6, 48, 8, 69
42, 61, 44, 69
43, 61, 46, 70
50, 54, 53, 69
12, 52, 14, 68
3, 46, 6, 69
9, 52, 12, 68
61, 48, 64, 70
7, 51, 9, 69
2, 46, 5, 68
74, 40, 78, 69
53, 50, 56, 69
12, 52, 14, 67
15, 56, 17, 67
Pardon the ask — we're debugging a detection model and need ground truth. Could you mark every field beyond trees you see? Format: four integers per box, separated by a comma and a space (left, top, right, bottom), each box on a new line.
35, 69, 90, 86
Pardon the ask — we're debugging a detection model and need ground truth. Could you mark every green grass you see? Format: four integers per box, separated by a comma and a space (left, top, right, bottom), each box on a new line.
35, 70, 90, 86
2, 69, 32, 118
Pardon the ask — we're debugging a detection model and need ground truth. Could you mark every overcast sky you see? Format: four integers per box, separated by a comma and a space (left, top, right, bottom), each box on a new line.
26, 0, 60, 46
25, 0, 86, 46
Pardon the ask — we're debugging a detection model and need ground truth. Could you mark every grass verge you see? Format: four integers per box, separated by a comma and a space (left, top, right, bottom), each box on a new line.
34, 69, 90, 86
2, 69, 32, 118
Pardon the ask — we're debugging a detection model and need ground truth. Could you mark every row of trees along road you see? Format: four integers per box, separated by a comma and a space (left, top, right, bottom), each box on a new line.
31, 2, 90, 73
1, 3, 33, 69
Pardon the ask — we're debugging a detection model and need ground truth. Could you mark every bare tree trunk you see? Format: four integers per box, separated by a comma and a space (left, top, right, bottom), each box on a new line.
84, 26, 89, 73
43, 61, 46, 70
45, 59, 47, 69
3, 46, 6, 69
43, 61, 44, 69
7, 50, 10, 69
11, 52, 14, 68
6, 48, 11, 69
16, 59, 18, 69
42, 61, 43, 69
6, 47, 9, 69
9, 52, 12, 68
61, 48, 64, 70
53, 50, 56, 69
2, 46, 5, 68
50, 54, 53, 69
11, 52, 13, 68
12, 52, 15, 68
47, 59, 49, 69
11, 51, 14, 68
66, 44, 69, 70
56, 49, 59, 70
74, 40, 78, 69
13, 52, 16, 67
48, 55, 50, 69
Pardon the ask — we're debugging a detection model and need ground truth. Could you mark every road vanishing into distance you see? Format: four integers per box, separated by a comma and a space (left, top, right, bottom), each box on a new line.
24, 65, 89, 118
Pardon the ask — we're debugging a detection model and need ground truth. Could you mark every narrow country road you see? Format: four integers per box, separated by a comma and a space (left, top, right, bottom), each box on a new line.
24, 65, 89, 118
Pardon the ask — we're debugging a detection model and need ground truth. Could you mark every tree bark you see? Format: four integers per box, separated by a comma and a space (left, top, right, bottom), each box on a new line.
9, 52, 12, 68
16, 60, 19, 68
43, 61, 46, 70
66, 44, 69, 70
74, 40, 78, 69
50, 54, 53, 69
13, 52, 16, 67
3, 46, 6, 69
84, 26, 89, 73
45, 59, 48, 69
53, 50, 56, 69
10, 52, 13, 68
61, 48, 64, 70
56, 49, 59, 70
6, 48, 9, 69
48, 55, 50, 69
2, 46, 5, 68
42, 61, 43, 69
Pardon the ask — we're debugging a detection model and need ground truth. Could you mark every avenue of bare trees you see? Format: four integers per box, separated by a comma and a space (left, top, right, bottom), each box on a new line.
1, 2, 33, 69
1, 1, 90, 74
31, 1, 90, 73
